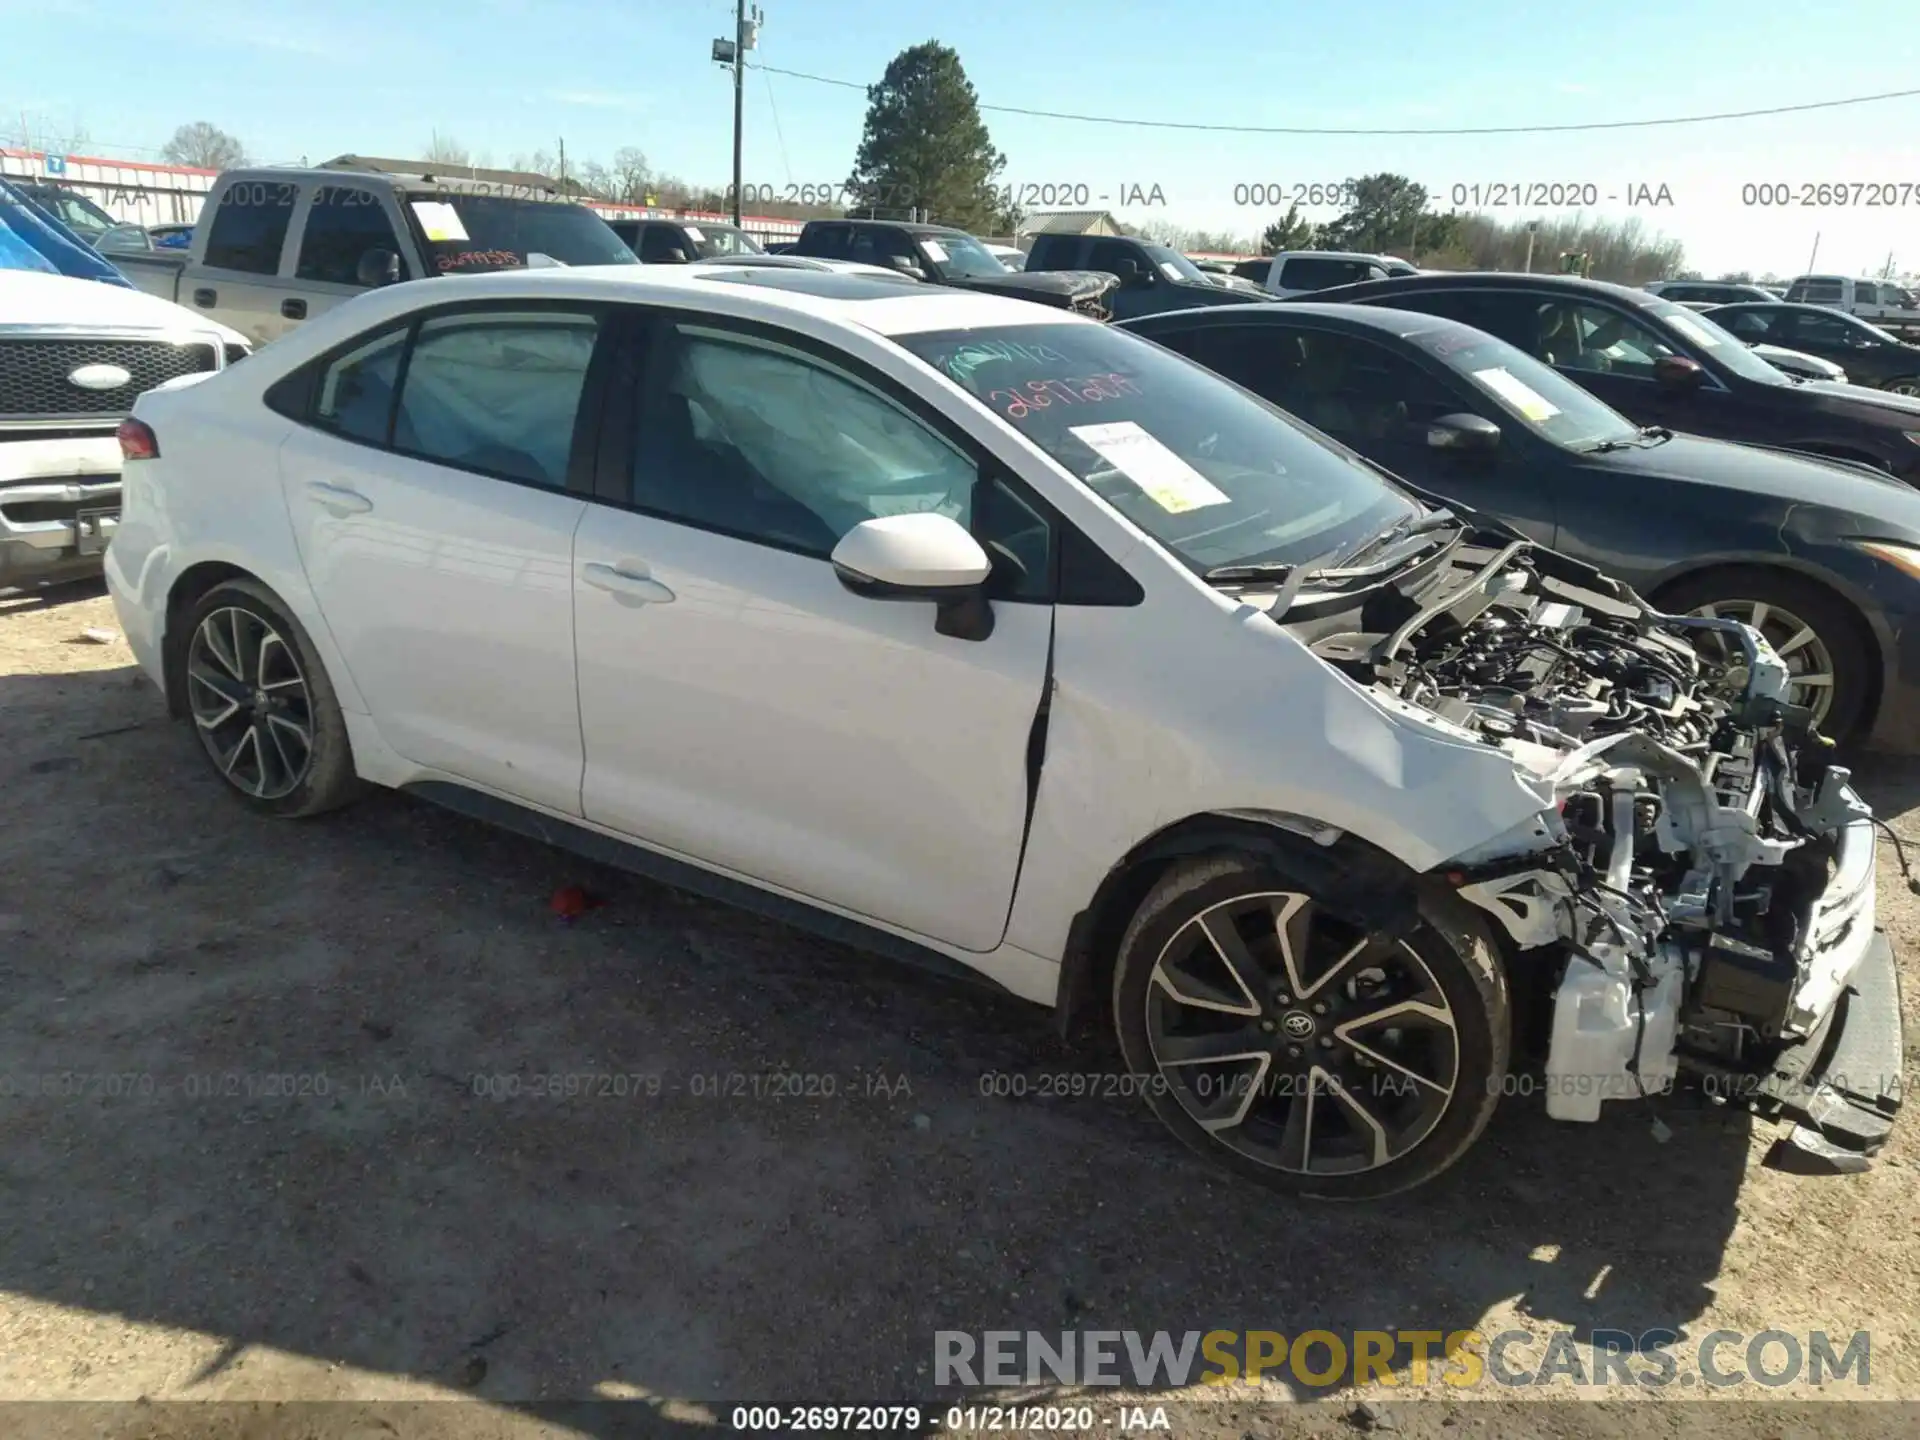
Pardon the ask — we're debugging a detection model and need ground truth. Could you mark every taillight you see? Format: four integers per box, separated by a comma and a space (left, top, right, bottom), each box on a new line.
118, 418, 159, 460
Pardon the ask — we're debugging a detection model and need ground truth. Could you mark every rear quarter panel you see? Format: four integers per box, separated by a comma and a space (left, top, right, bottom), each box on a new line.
116, 368, 370, 716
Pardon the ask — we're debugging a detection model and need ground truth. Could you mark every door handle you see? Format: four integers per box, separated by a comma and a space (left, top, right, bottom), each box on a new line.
582, 563, 675, 604
192, 287, 216, 308
281, 298, 308, 319
305, 481, 373, 517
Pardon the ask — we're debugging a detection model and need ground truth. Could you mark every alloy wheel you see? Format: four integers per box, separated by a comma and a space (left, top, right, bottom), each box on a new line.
1884, 379, 1920, 396
1144, 891, 1460, 1177
185, 606, 316, 800
1685, 599, 1835, 729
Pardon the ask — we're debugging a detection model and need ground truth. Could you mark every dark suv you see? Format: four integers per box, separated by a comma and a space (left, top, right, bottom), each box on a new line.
793, 219, 1117, 318
1304, 272, 1920, 484
1024, 234, 1263, 320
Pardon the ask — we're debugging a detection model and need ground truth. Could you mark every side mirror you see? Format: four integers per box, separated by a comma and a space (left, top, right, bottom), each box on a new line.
1426, 413, 1502, 452
1653, 355, 1706, 391
1112, 260, 1150, 288
356, 248, 403, 288
885, 254, 927, 278
831, 513, 994, 641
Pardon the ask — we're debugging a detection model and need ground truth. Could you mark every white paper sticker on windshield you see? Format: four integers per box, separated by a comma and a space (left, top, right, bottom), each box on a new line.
683, 226, 705, 242
1666, 312, 1722, 348
920, 240, 949, 263
1160, 261, 1184, 283
1069, 421, 1231, 514
410, 200, 468, 242
1472, 366, 1561, 422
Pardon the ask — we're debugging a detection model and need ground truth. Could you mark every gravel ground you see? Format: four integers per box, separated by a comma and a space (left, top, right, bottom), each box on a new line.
2, 580, 1918, 1440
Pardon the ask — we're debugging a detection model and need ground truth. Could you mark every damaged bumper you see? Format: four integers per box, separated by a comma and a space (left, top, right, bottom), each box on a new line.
0, 434, 123, 585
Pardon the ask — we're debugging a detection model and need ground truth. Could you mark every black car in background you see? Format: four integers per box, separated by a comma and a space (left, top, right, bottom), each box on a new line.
1023, 233, 1265, 320
1703, 303, 1920, 396
1300, 273, 1920, 485
792, 219, 1118, 318
1121, 302, 1920, 750
610, 218, 765, 263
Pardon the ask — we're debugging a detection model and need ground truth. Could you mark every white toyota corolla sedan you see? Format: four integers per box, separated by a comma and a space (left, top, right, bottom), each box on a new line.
106, 265, 1901, 1198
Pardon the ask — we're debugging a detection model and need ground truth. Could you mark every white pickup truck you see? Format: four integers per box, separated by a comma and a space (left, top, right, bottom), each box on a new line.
2, 270, 247, 588
1784, 274, 1920, 333
109, 166, 638, 347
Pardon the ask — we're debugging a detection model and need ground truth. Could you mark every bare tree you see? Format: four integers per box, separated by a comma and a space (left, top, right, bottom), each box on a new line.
611, 146, 651, 204
162, 121, 248, 171
424, 132, 472, 168
576, 160, 613, 200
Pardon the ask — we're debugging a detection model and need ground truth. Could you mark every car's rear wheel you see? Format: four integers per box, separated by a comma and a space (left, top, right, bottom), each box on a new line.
1112, 851, 1509, 1201
1655, 568, 1871, 741
1883, 376, 1920, 396
180, 579, 361, 817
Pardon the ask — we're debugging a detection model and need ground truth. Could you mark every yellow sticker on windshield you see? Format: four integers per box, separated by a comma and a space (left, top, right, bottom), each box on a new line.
1472, 366, 1561, 422
410, 200, 469, 243
1069, 421, 1231, 514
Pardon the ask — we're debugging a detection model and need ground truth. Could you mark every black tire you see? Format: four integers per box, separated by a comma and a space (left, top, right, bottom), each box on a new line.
1881, 376, 1920, 397
177, 578, 363, 818
1112, 850, 1509, 1201
1653, 567, 1872, 743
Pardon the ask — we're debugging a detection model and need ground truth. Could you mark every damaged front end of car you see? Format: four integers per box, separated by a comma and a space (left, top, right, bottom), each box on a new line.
1320, 530, 1905, 1172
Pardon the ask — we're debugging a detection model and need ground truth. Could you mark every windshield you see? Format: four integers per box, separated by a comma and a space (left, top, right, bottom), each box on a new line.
407, 194, 638, 274
894, 322, 1418, 572
1642, 299, 1791, 386
1405, 322, 1641, 451
688, 224, 763, 258
1142, 244, 1209, 284
922, 232, 1010, 279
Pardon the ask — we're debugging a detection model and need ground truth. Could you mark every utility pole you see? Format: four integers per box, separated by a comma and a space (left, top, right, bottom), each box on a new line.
558, 136, 566, 194
1522, 219, 1538, 273
1806, 232, 1821, 274
714, 4, 762, 226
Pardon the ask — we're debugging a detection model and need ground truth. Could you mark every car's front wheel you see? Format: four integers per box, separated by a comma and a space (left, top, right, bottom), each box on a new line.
179, 578, 362, 817
1655, 568, 1870, 742
1882, 376, 1920, 397
1112, 851, 1509, 1200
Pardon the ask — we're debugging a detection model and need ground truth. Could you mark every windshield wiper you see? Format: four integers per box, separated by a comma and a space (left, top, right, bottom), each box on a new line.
1583, 426, 1668, 453
1334, 508, 1461, 568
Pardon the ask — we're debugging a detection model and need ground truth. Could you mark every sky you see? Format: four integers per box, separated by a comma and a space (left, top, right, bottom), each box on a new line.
4, 0, 1920, 277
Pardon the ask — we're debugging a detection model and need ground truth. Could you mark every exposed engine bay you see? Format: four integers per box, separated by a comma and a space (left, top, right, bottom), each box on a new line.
1295, 528, 1900, 1166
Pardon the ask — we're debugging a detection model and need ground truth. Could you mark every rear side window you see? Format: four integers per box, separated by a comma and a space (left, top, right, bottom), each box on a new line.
797, 224, 851, 257
296, 185, 405, 287
1232, 259, 1270, 281
392, 310, 600, 488
203, 181, 297, 274
1028, 236, 1078, 268
1277, 257, 1375, 290
314, 328, 408, 444
1790, 279, 1845, 304
638, 224, 692, 262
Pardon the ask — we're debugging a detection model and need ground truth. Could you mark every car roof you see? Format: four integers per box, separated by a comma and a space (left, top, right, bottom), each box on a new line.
807, 217, 971, 240
258, 264, 1088, 345
1306, 271, 1664, 307
1125, 300, 1479, 343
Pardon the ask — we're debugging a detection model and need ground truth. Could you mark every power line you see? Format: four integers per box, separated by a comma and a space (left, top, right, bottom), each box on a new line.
746, 66, 1920, 136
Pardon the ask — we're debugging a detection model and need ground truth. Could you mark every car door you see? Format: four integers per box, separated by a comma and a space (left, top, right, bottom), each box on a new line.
571, 311, 1054, 952
289, 180, 416, 330
276, 301, 603, 815
1154, 319, 1563, 544
191, 180, 305, 345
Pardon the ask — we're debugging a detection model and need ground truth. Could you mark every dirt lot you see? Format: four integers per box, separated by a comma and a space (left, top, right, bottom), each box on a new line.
3, 580, 1919, 1440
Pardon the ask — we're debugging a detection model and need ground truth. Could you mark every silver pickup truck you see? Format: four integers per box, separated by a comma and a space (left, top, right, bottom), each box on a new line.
111, 166, 639, 347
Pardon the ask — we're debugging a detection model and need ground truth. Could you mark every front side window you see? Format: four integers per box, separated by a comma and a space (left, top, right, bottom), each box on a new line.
638, 225, 694, 263
296, 185, 406, 286
1531, 301, 1677, 377
391, 310, 599, 487
685, 223, 762, 258
1715, 309, 1775, 339
204, 181, 297, 274
632, 325, 978, 556
896, 322, 1417, 573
